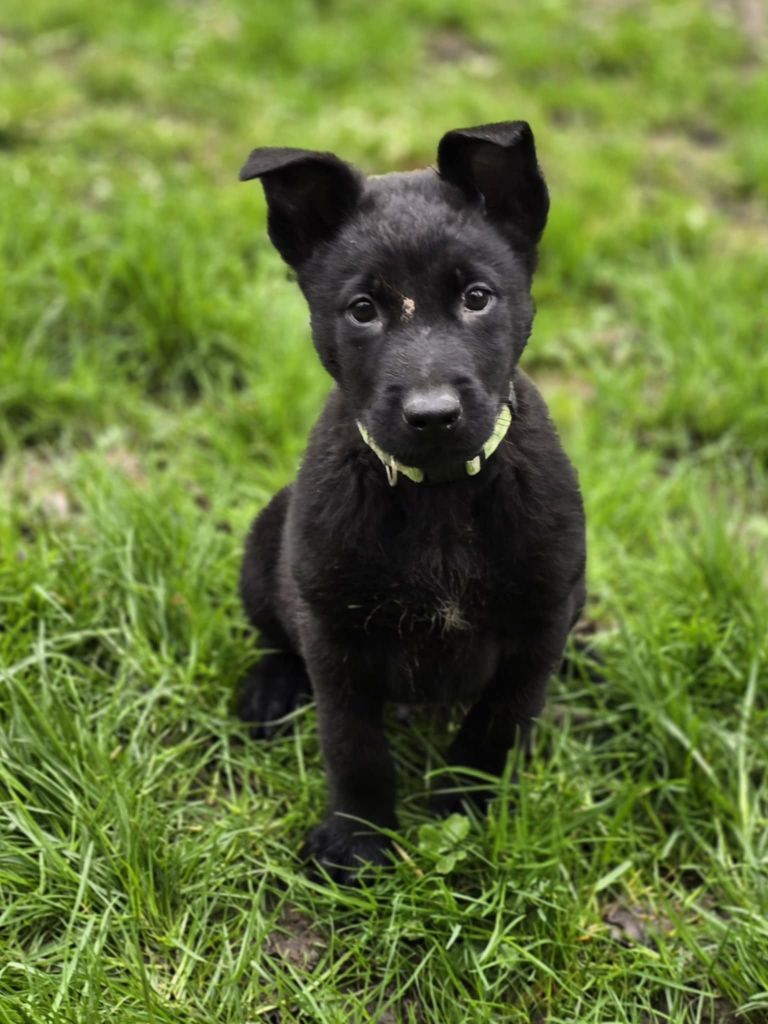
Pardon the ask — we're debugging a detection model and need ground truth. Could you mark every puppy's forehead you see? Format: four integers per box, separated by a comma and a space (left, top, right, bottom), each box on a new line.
361, 168, 468, 218
332, 169, 507, 277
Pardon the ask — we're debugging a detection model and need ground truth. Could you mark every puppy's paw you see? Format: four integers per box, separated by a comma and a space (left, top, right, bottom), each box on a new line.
236, 653, 311, 740
300, 816, 393, 885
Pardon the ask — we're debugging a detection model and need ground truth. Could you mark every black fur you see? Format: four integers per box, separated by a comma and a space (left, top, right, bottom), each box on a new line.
237, 122, 586, 883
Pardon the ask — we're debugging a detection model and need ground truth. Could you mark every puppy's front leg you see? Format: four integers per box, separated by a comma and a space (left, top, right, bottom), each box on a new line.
434, 605, 576, 815
300, 625, 396, 882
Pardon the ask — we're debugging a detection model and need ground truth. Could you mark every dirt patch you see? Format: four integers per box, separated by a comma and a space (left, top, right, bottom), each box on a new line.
265, 906, 326, 971
424, 24, 499, 78
426, 25, 492, 64
709, 997, 743, 1023
7, 454, 76, 522
602, 900, 674, 947
104, 445, 147, 485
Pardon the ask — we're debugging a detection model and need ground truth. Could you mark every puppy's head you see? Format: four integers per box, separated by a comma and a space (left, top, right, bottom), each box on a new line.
240, 122, 549, 477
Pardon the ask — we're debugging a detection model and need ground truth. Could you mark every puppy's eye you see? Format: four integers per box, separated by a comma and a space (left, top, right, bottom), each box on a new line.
463, 285, 494, 312
347, 296, 378, 324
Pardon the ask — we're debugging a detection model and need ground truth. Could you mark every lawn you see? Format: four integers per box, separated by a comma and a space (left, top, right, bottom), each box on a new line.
1, 0, 767, 1021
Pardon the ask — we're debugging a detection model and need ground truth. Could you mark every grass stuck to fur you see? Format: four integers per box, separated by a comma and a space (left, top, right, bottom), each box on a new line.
1, 0, 768, 1021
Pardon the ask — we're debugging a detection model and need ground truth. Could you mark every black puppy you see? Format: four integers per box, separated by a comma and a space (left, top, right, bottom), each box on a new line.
237, 122, 586, 882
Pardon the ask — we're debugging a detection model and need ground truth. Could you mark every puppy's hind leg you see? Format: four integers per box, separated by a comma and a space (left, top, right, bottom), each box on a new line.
237, 647, 310, 740
237, 487, 311, 739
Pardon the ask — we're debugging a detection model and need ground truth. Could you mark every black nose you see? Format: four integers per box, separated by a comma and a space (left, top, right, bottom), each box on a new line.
402, 388, 462, 431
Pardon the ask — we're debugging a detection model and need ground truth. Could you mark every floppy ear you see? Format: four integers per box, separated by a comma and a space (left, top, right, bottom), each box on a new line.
437, 121, 549, 247
239, 147, 363, 268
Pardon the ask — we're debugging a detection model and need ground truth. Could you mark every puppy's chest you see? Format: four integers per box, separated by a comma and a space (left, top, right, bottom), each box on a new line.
343, 523, 491, 636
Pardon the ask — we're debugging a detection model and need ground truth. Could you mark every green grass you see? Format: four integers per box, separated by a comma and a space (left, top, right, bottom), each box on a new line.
1, 0, 768, 1020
